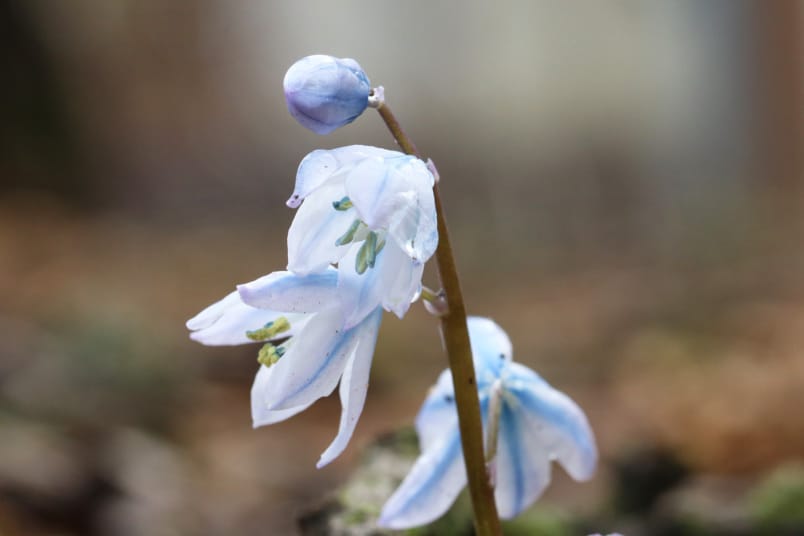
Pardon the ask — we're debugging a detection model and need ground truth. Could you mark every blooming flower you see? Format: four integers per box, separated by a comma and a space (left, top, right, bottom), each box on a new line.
187, 268, 383, 467
378, 317, 598, 529
286, 145, 437, 329
284, 55, 371, 135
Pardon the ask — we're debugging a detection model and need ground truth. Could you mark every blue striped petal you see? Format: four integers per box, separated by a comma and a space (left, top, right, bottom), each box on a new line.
508, 362, 598, 482
263, 307, 357, 411
317, 307, 383, 468
377, 423, 466, 529
237, 268, 338, 313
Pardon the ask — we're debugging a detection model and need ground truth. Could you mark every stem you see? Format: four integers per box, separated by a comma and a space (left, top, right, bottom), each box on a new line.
373, 94, 503, 536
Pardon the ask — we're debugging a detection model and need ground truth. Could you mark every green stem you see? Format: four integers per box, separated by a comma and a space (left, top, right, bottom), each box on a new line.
373, 96, 503, 536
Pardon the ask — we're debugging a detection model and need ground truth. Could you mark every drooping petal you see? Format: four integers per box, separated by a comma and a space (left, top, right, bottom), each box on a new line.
287, 145, 403, 208
384, 158, 438, 263
493, 402, 552, 519
337, 241, 385, 329
251, 364, 314, 427
265, 306, 359, 411
237, 268, 338, 313
287, 181, 354, 275
286, 149, 341, 208
186, 290, 307, 346
414, 369, 457, 452
379, 242, 424, 319
468, 316, 514, 381
337, 239, 423, 328
377, 425, 466, 529
317, 307, 383, 468
508, 362, 598, 481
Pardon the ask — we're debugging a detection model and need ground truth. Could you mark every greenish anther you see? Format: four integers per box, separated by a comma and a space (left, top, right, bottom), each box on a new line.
355, 231, 379, 274
336, 219, 364, 246
246, 316, 291, 341
332, 196, 353, 211
257, 342, 285, 367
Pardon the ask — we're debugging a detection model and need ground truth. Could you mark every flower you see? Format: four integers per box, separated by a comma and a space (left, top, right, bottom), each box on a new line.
378, 317, 598, 529
187, 268, 383, 467
284, 55, 371, 134
285, 145, 437, 328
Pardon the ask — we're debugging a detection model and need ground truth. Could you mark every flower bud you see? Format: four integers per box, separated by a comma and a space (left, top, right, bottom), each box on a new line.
283, 55, 370, 135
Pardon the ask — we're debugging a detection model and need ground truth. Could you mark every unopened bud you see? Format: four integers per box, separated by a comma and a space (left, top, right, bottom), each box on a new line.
283, 55, 370, 135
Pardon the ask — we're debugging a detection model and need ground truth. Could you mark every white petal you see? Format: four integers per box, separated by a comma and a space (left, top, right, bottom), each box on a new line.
377, 426, 466, 529
337, 242, 385, 329
265, 307, 358, 411
251, 364, 314, 427
379, 243, 424, 319
237, 268, 338, 313
493, 401, 552, 519
338, 240, 423, 329
508, 363, 598, 481
287, 150, 340, 208
414, 369, 457, 452
384, 158, 438, 263
187, 290, 307, 346
287, 146, 403, 208
287, 182, 354, 275
317, 308, 383, 468
345, 156, 436, 263
468, 317, 514, 381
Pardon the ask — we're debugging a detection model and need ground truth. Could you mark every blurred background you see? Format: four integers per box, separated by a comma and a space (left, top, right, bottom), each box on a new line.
1, 1, 802, 534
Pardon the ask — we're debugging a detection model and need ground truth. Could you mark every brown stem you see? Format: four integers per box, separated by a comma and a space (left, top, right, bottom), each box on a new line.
374, 98, 503, 536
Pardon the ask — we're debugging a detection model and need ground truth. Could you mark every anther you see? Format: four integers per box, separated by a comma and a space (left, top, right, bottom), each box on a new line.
246, 316, 291, 341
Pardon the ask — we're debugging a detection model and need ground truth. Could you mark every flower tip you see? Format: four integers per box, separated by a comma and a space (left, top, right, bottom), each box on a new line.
283, 55, 370, 134
285, 194, 302, 208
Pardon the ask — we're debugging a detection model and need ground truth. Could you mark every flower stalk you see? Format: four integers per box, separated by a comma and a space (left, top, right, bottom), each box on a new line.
372, 90, 503, 536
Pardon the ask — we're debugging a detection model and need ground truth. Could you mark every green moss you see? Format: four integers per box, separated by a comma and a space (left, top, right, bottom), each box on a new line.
750, 464, 804, 532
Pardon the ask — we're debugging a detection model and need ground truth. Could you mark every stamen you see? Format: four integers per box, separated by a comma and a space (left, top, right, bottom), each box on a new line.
246, 316, 291, 341
355, 231, 378, 274
257, 342, 286, 367
332, 196, 353, 211
335, 219, 364, 246
485, 379, 504, 466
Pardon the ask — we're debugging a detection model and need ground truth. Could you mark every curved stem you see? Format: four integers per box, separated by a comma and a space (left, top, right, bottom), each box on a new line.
373, 95, 503, 536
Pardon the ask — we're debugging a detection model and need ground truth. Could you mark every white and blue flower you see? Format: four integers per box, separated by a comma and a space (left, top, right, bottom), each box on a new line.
286, 145, 438, 328
378, 317, 598, 529
187, 268, 383, 467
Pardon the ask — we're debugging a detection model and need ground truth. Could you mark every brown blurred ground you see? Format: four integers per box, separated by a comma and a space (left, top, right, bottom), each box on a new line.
0, 1, 802, 535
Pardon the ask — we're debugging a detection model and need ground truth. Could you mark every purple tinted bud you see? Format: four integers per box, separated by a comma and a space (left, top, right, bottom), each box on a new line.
283, 55, 370, 135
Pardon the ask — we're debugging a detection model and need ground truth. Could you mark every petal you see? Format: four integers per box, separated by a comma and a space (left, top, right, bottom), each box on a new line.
468, 317, 514, 381
414, 368, 457, 452
287, 181, 355, 275
317, 307, 383, 468
338, 240, 423, 329
237, 268, 338, 313
337, 242, 385, 329
379, 243, 424, 319
187, 290, 307, 346
286, 149, 340, 208
384, 159, 438, 263
345, 156, 437, 263
377, 425, 466, 529
288, 146, 403, 208
251, 364, 314, 427
186, 290, 242, 331
493, 402, 551, 519
264, 307, 358, 411
508, 363, 598, 481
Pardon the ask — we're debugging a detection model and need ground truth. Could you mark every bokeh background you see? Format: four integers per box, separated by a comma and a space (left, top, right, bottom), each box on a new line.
1, 1, 802, 534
